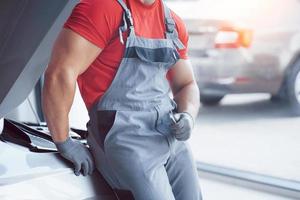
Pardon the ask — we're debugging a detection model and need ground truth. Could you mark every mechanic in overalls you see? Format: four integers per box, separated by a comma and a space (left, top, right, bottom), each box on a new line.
43, 0, 202, 199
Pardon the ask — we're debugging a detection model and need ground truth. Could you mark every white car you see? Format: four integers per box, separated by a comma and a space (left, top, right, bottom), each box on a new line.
0, 1, 123, 199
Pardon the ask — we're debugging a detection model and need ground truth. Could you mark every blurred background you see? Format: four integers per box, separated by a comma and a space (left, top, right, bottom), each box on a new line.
167, 0, 300, 199
1, 0, 300, 199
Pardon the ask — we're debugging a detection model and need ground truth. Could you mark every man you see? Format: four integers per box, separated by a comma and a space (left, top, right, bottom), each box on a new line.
42, 0, 202, 199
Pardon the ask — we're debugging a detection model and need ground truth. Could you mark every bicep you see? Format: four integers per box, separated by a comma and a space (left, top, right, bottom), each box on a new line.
47, 28, 102, 76
168, 59, 196, 94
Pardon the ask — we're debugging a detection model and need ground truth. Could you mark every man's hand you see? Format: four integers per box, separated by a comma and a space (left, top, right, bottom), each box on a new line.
55, 137, 95, 176
170, 112, 194, 141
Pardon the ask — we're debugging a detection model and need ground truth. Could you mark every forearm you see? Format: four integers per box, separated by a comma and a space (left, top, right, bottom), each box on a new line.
173, 81, 200, 119
42, 68, 76, 142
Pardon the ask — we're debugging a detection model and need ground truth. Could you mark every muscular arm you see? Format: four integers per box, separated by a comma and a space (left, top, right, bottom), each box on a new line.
42, 28, 102, 142
169, 59, 200, 119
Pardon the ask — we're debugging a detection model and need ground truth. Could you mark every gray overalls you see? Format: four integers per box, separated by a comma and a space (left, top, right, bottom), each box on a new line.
87, 0, 202, 199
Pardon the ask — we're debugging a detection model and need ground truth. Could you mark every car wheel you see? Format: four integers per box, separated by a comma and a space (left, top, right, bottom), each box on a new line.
270, 94, 283, 102
286, 59, 300, 115
200, 94, 224, 106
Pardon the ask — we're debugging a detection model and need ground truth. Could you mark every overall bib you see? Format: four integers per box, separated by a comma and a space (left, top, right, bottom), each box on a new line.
87, 1, 202, 199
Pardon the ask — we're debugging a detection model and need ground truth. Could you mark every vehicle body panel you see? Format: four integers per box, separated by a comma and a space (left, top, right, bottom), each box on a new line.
0, 142, 113, 200
0, 0, 76, 119
0, 1, 116, 199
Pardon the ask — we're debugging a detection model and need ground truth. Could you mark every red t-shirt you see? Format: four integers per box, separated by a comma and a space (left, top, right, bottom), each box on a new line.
63, 0, 189, 110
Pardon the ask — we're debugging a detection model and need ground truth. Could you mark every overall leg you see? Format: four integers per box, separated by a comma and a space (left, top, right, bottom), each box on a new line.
87, 125, 122, 189
165, 140, 202, 200
89, 110, 176, 200
104, 132, 176, 200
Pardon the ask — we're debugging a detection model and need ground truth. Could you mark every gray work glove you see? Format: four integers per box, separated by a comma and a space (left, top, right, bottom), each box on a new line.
170, 112, 194, 141
55, 137, 95, 176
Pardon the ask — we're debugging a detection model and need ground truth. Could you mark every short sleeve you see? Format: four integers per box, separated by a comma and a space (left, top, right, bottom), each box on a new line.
63, 0, 122, 49
166, 11, 189, 81
171, 11, 189, 60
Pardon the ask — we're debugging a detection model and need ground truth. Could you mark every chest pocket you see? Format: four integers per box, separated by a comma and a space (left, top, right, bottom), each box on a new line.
125, 45, 180, 68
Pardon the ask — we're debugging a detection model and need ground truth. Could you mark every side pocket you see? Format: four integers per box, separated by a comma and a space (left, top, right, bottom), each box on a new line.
95, 110, 117, 150
154, 106, 174, 136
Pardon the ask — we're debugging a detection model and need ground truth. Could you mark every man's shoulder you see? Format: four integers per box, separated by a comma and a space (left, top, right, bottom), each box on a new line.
168, 7, 189, 53
79, 0, 123, 14
80, 0, 118, 6
170, 9, 186, 31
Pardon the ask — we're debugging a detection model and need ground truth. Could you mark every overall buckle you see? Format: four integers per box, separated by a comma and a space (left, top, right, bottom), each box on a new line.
165, 18, 175, 33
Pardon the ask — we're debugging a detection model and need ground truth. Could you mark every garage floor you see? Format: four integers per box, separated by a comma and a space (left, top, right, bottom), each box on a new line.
199, 176, 296, 200
189, 94, 300, 181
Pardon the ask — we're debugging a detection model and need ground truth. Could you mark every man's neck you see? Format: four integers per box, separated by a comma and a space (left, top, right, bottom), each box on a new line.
139, 0, 156, 5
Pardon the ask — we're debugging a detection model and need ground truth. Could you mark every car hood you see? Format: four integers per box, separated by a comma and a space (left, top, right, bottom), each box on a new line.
0, 142, 112, 199
0, 3, 112, 198
0, 0, 78, 119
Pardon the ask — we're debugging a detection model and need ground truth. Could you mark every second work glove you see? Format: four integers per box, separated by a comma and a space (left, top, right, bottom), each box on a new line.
170, 112, 194, 141
55, 137, 95, 176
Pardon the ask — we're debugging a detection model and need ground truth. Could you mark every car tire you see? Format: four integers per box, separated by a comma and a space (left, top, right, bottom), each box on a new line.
270, 94, 283, 102
200, 94, 224, 106
286, 59, 300, 115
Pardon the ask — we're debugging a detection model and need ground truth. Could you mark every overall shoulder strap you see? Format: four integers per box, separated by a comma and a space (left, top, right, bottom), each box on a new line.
116, 0, 134, 27
162, 2, 185, 50
116, 0, 135, 44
